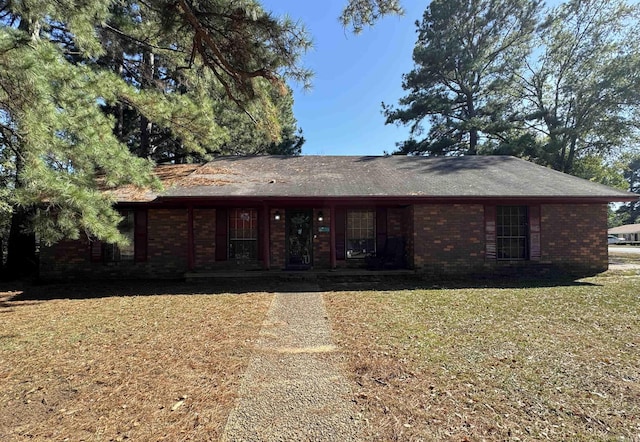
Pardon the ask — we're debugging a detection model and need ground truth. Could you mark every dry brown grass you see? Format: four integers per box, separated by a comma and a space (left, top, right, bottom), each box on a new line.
0, 283, 272, 441
325, 275, 640, 441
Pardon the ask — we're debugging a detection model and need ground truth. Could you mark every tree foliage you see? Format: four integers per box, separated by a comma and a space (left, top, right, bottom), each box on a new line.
91, 0, 311, 162
612, 153, 640, 225
386, 0, 640, 178
384, 0, 541, 155
0, 0, 311, 275
516, 0, 640, 173
340, 0, 403, 33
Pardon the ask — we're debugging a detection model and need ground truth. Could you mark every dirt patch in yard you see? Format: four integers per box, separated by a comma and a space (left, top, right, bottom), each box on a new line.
609, 249, 640, 272
0, 282, 272, 441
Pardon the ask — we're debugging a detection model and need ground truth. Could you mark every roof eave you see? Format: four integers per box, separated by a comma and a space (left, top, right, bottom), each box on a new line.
114, 194, 636, 206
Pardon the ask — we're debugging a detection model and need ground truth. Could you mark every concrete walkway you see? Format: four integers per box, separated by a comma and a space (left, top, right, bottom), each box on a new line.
221, 290, 361, 441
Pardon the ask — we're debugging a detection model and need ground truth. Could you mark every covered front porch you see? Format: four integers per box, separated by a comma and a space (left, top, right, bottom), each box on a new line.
182, 199, 412, 273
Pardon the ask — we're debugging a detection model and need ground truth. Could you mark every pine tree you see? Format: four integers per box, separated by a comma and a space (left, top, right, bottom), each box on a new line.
94, 0, 309, 162
383, 0, 541, 156
0, 0, 310, 277
340, 0, 403, 33
0, 0, 400, 277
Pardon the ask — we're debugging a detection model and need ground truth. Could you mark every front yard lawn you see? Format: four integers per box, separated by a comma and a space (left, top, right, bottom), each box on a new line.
2, 274, 638, 441
325, 274, 640, 441
0, 283, 272, 441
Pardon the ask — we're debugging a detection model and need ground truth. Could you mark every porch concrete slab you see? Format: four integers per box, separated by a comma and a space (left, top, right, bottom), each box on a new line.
185, 268, 416, 281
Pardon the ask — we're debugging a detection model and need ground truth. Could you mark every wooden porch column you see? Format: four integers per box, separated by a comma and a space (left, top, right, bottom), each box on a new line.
261, 203, 271, 270
330, 204, 336, 269
187, 205, 195, 271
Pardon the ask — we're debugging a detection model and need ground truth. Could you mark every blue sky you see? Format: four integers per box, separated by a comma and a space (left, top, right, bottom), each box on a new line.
262, 0, 427, 156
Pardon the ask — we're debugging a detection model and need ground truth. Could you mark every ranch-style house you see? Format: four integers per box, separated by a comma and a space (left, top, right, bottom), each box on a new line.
40, 155, 637, 279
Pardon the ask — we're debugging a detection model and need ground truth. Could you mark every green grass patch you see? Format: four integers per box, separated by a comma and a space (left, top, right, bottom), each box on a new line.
325, 275, 640, 441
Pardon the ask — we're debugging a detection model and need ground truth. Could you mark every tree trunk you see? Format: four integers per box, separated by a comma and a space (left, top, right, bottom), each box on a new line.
116, 57, 125, 139
466, 92, 478, 155
140, 116, 152, 157
558, 146, 566, 172
5, 207, 37, 279
469, 129, 478, 155
565, 136, 578, 174
4, 153, 37, 280
139, 50, 155, 158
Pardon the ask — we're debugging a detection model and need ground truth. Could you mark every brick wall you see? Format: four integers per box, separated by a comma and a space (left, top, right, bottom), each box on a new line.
193, 209, 216, 270
539, 203, 608, 274
411, 204, 485, 275
39, 238, 91, 279
405, 206, 416, 269
147, 209, 188, 274
40, 208, 190, 280
270, 208, 286, 269
53, 237, 89, 265
407, 202, 608, 277
39, 202, 611, 280
387, 208, 406, 238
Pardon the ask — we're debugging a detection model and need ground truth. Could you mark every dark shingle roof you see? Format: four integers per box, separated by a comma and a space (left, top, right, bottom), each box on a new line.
111, 155, 636, 202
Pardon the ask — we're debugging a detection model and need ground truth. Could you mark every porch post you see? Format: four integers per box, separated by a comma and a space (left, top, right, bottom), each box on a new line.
330, 204, 336, 269
261, 203, 271, 270
187, 205, 195, 271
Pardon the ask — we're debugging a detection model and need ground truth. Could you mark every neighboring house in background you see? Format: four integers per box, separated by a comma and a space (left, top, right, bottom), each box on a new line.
608, 224, 640, 243
40, 156, 637, 279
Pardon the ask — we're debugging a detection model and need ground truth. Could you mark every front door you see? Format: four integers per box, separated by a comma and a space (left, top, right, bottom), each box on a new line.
286, 209, 312, 269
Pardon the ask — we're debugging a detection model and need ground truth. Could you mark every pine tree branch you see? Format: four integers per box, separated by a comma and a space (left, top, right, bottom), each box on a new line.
176, 0, 278, 84
102, 23, 188, 54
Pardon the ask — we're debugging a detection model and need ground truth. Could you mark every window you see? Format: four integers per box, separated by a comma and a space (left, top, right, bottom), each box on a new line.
346, 210, 375, 259
103, 211, 135, 262
92, 210, 147, 264
497, 206, 528, 260
229, 209, 258, 262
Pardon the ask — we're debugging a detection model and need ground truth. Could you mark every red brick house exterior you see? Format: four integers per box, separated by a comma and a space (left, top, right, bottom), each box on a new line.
39, 156, 636, 279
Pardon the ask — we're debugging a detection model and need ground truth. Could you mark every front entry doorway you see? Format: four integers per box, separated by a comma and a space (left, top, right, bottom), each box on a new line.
286, 209, 313, 269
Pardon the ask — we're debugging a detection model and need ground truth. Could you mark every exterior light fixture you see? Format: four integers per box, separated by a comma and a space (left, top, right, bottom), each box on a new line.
317, 211, 324, 222
274, 210, 281, 221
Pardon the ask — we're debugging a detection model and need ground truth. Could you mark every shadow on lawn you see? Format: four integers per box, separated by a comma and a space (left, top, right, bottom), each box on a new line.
1, 275, 599, 303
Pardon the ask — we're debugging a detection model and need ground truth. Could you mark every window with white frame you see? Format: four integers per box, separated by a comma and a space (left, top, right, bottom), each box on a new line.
346, 210, 375, 259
